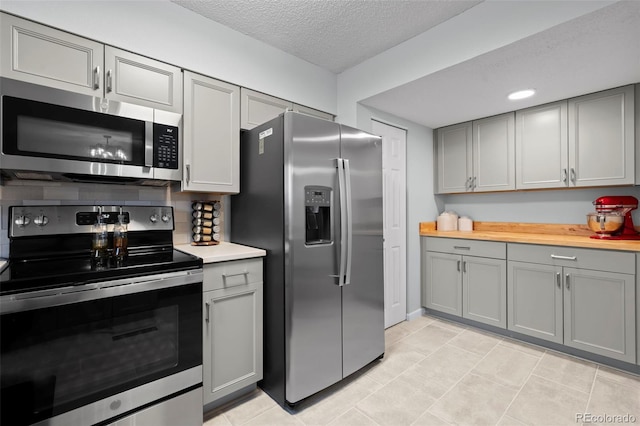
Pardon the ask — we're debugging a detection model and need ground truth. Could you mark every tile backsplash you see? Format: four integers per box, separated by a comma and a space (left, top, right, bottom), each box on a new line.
0, 178, 226, 258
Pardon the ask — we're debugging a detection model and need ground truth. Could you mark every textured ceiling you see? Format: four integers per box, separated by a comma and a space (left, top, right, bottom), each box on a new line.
170, 0, 482, 73
169, 0, 639, 128
363, 0, 640, 128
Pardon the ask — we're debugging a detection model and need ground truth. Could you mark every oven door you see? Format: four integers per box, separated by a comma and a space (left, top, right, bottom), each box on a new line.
0, 270, 202, 426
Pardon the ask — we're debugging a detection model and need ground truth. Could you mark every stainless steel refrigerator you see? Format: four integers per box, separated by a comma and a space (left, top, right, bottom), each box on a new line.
231, 111, 384, 407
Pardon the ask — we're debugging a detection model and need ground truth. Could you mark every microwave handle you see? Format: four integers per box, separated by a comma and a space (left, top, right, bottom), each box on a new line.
145, 122, 154, 167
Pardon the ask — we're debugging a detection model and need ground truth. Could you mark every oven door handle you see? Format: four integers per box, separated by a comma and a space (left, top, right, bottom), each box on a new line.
0, 269, 203, 314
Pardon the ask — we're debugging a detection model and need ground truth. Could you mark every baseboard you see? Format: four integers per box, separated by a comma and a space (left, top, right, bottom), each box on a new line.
406, 308, 425, 321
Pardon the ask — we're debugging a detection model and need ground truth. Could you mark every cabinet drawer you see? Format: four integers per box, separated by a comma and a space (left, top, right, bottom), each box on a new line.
508, 243, 635, 274
203, 258, 263, 291
425, 237, 506, 259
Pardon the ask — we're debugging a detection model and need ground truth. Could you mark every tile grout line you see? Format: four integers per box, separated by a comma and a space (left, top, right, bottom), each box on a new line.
495, 348, 547, 426
583, 364, 600, 420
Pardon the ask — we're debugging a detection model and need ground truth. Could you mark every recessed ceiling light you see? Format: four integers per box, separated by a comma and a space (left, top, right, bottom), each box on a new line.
508, 89, 536, 100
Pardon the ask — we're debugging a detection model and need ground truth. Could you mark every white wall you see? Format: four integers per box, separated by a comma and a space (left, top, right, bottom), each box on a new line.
356, 104, 437, 317
0, 0, 337, 114
336, 0, 615, 127
440, 186, 640, 226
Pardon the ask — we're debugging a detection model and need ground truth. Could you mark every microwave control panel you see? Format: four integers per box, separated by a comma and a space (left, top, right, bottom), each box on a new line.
153, 124, 179, 169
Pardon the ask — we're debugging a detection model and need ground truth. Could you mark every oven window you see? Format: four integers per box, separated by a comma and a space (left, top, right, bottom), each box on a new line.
0, 282, 201, 425
2, 96, 145, 165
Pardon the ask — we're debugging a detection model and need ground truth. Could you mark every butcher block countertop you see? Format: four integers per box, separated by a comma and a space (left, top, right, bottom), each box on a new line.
419, 221, 640, 252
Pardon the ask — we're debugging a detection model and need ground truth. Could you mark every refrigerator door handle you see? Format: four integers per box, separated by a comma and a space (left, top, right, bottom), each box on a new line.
335, 158, 348, 286
343, 159, 353, 285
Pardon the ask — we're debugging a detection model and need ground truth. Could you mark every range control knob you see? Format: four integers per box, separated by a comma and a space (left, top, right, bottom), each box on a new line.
14, 216, 31, 227
161, 214, 171, 223
149, 214, 158, 223
34, 215, 49, 227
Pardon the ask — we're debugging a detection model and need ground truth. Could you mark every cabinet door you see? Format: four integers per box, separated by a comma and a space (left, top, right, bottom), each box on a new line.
423, 251, 462, 316
515, 101, 569, 189
462, 256, 506, 328
472, 112, 515, 192
203, 282, 263, 405
568, 85, 635, 187
435, 122, 473, 194
292, 104, 334, 121
563, 268, 636, 363
182, 71, 240, 193
104, 46, 182, 113
0, 12, 103, 96
507, 261, 563, 343
240, 88, 292, 129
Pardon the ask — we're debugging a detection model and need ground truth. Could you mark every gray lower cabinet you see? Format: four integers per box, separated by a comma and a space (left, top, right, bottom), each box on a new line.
202, 258, 263, 406
508, 244, 636, 363
423, 237, 506, 328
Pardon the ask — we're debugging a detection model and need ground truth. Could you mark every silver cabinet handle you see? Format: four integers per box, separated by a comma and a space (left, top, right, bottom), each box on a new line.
457, 260, 461, 272
222, 271, 249, 279
465, 177, 472, 191
462, 261, 467, 273
565, 274, 570, 290
550, 254, 577, 261
570, 168, 576, 185
205, 302, 210, 322
556, 272, 561, 288
454, 246, 471, 250
472, 176, 477, 190
562, 168, 568, 184
93, 66, 100, 90
106, 69, 113, 93
186, 164, 191, 184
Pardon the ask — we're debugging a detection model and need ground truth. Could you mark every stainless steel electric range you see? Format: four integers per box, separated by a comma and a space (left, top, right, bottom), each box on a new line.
0, 205, 203, 426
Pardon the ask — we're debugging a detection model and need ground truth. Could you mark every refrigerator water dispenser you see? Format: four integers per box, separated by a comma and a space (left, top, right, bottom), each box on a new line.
305, 186, 331, 245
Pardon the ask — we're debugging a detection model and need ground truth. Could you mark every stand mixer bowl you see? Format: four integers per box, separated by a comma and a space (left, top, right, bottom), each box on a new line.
586, 212, 625, 235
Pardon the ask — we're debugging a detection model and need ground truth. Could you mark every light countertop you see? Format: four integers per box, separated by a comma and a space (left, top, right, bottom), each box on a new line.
175, 242, 266, 263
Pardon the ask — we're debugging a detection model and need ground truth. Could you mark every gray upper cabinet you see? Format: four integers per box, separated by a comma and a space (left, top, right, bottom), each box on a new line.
1, 12, 104, 96
240, 88, 332, 129
240, 88, 292, 130
435, 122, 473, 194
292, 103, 334, 121
472, 113, 515, 192
515, 101, 569, 189
104, 46, 182, 113
182, 71, 240, 193
568, 85, 635, 187
0, 13, 182, 113
435, 113, 515, 194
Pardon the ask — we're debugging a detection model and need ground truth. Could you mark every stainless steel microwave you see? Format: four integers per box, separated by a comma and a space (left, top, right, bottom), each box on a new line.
0, 77, 182, 185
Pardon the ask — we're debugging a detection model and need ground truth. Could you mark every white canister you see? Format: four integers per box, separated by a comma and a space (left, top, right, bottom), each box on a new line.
458, 216, 473, 231
437, 212, 458, 231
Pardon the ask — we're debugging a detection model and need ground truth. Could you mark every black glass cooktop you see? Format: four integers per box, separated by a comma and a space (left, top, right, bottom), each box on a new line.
0, 249, 202, 296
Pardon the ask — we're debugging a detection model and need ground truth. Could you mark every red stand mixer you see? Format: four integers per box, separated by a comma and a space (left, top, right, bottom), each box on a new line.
587, 196, 640, 240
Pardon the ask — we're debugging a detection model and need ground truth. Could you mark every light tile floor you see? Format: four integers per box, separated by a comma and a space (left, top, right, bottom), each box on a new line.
204, 315, 640, 426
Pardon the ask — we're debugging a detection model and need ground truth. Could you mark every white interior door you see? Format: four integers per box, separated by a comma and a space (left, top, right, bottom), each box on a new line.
372, 120, 407, 328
